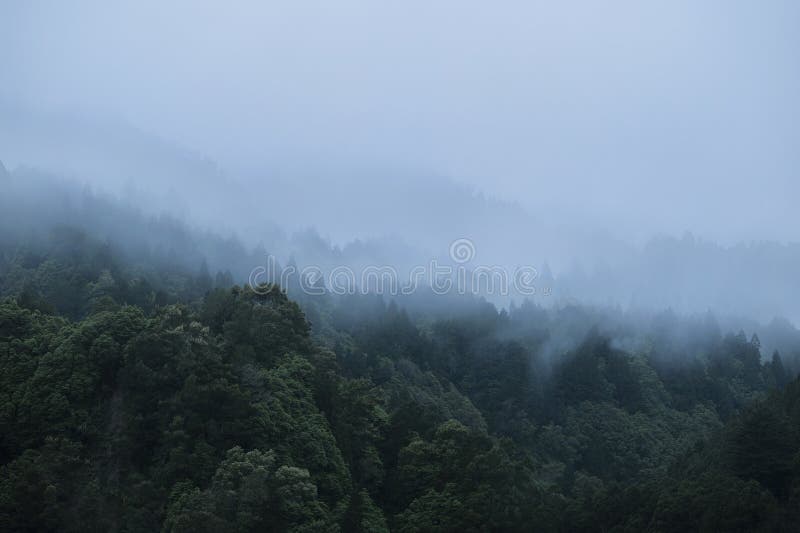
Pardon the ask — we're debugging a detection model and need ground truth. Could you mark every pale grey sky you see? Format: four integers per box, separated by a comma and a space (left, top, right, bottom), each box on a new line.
2, 0, 798, 244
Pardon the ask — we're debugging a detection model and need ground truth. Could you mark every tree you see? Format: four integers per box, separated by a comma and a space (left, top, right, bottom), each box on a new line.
164, 447, 337, 533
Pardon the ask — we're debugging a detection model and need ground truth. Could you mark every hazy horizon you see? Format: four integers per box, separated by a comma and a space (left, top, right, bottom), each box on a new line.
2, 1, 799, 323
3, 0, 799, 247
3, 5, 800, 531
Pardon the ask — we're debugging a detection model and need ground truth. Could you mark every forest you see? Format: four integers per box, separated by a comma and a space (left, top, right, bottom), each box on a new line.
3, 3, 800, 530
1, 175, 799, 532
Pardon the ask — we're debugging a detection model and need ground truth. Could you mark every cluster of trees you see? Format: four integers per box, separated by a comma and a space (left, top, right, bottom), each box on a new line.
2, 224, 800, 531
305, 291, 800, 531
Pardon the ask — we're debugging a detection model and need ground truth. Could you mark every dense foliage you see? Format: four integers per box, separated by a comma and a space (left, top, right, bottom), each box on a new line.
1, 225, 800, 532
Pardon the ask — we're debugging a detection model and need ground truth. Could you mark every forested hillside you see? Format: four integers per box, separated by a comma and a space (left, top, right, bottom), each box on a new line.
2, 212, 800, 532
5, 3, 798, 529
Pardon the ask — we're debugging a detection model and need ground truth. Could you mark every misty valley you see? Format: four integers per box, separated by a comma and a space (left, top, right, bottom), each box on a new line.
3, 2, 800, 532
2, 167, 800, 532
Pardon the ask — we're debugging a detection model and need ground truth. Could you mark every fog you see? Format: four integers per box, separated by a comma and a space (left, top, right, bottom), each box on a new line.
1, 1, 799, 320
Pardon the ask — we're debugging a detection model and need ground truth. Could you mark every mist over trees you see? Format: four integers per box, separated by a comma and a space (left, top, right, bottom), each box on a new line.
2, 160, 799, 323
2, 105, 799, 531
2, 164, 800, 531
2, 2, 799, 531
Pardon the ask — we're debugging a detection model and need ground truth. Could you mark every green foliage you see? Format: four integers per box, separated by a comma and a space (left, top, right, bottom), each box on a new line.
2, 228, 800, 531
164, 447, 337, 533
